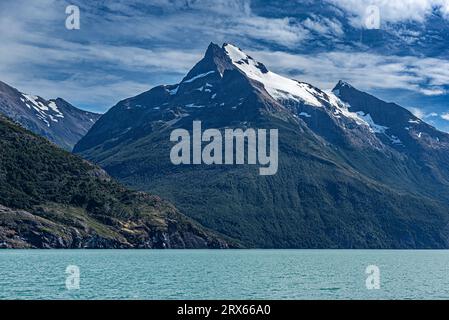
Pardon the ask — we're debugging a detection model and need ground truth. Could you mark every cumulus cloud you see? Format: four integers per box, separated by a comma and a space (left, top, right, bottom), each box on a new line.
442, 113, 449, 121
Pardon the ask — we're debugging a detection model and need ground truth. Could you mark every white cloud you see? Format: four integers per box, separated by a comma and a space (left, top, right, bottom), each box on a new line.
68, 0, 308, 48
409, 107, 426, 119
442, 113, 449, 121
0, 41, 201, 73
1, 0, 449, 114
226, 16, 309, 47
302, 15, 344, 37
0, 39, 200, 111
419, 88, 447, 96
250, 49, 449, 95
326, 0, 449, 26
2, 71, 151, 113
407, 109, 439, 120
0, 0, 315, 111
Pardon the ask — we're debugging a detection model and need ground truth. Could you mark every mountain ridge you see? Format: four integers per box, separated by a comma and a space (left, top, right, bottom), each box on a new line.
74, 42, 449, 248
0, 80, 101, 150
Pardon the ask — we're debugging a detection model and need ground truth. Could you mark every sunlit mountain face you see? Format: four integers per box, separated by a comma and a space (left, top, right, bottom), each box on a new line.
1, 0, 449, 132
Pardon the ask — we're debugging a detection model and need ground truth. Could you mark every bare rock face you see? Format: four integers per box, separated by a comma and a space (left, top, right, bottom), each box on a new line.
0, 203, 231, 249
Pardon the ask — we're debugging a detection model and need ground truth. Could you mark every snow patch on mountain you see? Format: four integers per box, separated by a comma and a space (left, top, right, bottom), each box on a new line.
223, 44, 322, 107
324, 92, 365, 124
48, 101, 64, 118
222, 44, 398, 138
21, 93, 66, 126
20, 93, 64, 127
299, 112, 312, 118
167, 85, 179, 95
185, 103, 205, 108
355, 111, 389, 134
390, 135, 402, 144
324, 91, 389, 134
22, 94, 48, 111
183, 71, 215, 84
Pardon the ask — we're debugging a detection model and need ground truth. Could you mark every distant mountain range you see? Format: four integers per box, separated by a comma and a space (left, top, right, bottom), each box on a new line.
0, 81, 101, 150
74, 43, 449, 249
0, 114, 231, 248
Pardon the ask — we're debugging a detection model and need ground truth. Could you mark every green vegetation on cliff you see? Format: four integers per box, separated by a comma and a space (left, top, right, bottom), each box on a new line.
0, 115, 232, 248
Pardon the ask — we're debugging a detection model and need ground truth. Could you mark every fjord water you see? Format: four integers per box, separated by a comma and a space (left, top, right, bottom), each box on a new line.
1, 250, 449, 300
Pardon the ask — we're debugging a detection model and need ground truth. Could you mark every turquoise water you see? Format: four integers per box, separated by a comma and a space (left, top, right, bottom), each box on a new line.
1, 250, 449, 300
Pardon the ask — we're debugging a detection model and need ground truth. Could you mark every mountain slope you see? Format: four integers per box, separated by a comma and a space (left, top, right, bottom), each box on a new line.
0, 81, 101, 150
327, 81, 449, 199
0, 114, 231, 248
74, 43, 449, 248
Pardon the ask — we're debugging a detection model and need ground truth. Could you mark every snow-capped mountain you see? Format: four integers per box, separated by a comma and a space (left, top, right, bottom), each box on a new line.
74, 43, 449, 249
0, 81, 101, 150
333, 80, 449, 150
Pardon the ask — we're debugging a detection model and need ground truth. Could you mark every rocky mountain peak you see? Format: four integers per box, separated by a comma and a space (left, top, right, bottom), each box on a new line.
180, 42, 234, 85
223, 43, 269, 74
332, 80, 354, 95
0, 80, 101, 150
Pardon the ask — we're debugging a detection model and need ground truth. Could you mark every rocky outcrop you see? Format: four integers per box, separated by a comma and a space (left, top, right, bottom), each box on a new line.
0, 205, 231, 249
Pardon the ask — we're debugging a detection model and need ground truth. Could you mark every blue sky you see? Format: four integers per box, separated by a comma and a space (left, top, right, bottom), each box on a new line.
1, 0, 449, 131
